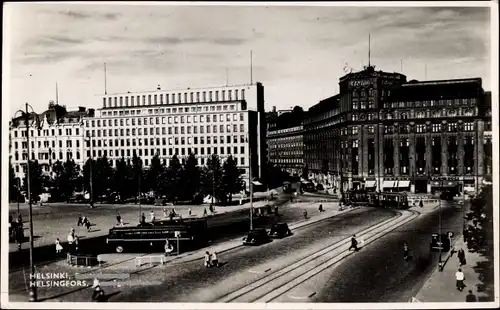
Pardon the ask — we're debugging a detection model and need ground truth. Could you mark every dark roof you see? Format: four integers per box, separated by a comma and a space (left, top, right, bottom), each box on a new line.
308, 94, 340, 114
11, 104, 87, 127
390, 78, 483, 101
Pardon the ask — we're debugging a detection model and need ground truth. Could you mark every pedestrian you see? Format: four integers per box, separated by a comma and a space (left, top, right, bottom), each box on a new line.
303, 209, 308, 219
85, 218, 92, 232
55, 238, 63, 254
169, 210, 175, 221
188, 208, 192, 216
203, 208, 208, 217
458, 248, 467, 266
419, 200, 423, 208
82, 215, 87, 227
163, 208, 168, 218
164, 239, 173, 256
74, 236, 80, 254
204, 251, 211, 268
465, 290, 477, 302
403, 243, 410, 260
150, 210, 155, 222
349, 234, 359, 252
116, 212, 121, 226
319, 204, 324, 212
77, 214, 83, 226
91, 278, 104, 301
141, 213, 146, 224
274, 205, 279, 216
211, 251, 219, 267
455, 268, 466, 291
16, 225, 24, 251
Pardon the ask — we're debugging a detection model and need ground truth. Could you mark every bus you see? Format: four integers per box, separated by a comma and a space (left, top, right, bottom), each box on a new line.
344, 190, 409, 209
106, 219, 208, 253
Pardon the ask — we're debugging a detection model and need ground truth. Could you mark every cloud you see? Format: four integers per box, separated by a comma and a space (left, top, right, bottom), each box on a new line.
57, 9, 120, 21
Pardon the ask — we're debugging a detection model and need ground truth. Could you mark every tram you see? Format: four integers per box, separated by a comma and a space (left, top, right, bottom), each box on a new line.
344, 190, 410, 209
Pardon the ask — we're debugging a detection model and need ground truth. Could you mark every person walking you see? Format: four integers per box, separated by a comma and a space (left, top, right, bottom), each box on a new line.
348, 234, 359, 252
77, 214, 83, 226
55, 238, 63, 254
211, 251, 219, 267
203, 208, 208, 217
455, 268, 466, 291
91, 278, 104, 301
274, 205, 279, 216
318, 204, 324, 212
116, 213, 122, 226
458, 248, 467, 266
164, 239, 173, 256
74, 236, 80, 254
466, 290, 477, 302
85, 218, 92, 232
81, 215, 87, 227
188, 208, 192, 216
419, 200, 423, 208
303, 209, 308, 219
403, 243, 410, 260
150, 210, 155, 222
141, 213, 146, 224
204, 251, 211, 268
163, 208, 168, 218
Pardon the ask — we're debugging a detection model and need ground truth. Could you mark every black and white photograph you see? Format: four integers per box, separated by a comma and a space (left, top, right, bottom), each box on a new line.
1, 1, 498, 308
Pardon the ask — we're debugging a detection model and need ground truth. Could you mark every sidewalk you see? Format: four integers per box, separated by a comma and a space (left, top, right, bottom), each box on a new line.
414, 237, 492, 302
8, 198, 270, 253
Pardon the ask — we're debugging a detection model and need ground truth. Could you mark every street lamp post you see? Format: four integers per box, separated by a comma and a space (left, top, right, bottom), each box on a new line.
438, 178, 443, 271
85, 133, 94, 208
14, 102, 41, 302
247, 134, 253, 231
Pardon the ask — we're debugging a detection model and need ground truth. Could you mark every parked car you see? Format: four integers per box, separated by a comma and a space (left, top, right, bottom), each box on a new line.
243, 228, 270, 246
430, 233, 451, 252
269, 223, 292, 239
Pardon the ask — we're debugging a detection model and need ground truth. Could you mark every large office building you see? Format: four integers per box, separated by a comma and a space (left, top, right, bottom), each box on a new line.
86, 82, 266, 179
9, 103, 94, 184
304, 65, 492, 194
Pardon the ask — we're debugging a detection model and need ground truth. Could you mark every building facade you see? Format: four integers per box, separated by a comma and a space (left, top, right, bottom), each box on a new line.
9, 103, 93, 184
267, 125, 304, 175
304, 66, 492, 194
86, 83, 266, 178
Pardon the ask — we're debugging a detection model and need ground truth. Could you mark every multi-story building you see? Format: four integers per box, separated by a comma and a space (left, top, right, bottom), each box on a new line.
86, 83, 266, 178
9, 103, 93, 184
304, 66, 492, 194
267, 125, 304, 175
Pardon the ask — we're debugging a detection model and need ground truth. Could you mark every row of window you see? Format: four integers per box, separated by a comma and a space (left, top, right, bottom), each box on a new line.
14, 140, 81, 150
341, 122, 477, 135
103, 89, 246, 108
87, 136, 247, 148
85, 148, 247, 164
12, 128, 80, 138
86, 123, 246, 138
383, 98, 477, 109
89, 113, 245, 128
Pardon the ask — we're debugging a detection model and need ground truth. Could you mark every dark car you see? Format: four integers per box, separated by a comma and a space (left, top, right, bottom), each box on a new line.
430, 233, 451, 252
243, 228, 270, 246
269, 223, 292, 239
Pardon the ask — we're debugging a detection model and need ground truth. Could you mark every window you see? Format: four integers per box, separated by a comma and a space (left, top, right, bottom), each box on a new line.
352, 126, 358, 135
464, 122, 474, 131
432, 124, 441, 132
416, 124, 426, 133
367, 126, 375, 133
448, 123, 457, 132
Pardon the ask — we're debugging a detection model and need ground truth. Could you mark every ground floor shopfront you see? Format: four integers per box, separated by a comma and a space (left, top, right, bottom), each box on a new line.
307, 171, 484, 195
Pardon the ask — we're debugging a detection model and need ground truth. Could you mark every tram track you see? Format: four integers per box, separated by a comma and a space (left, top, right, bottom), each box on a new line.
216, 209, 420, 303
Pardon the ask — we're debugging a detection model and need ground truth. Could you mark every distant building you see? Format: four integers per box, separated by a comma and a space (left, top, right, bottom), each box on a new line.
304, 66, 492, 194
9, 103, 93, 184
86, 83, 267, 178
266, 106, 306, 175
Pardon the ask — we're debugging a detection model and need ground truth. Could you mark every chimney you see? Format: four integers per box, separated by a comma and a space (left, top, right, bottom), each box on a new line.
157, 84, 161, 90
272, 106, 276, 112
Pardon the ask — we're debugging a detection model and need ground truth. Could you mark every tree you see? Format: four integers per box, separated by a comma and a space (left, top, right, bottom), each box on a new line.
161, 155, 183, 202
83, 156, 113, 202
22, 160, 43, 202
55, 159, 81, 202
203, 154, 223, 204
182, 153, 201, 202
222, 155, 242, 204
147, 154, 164, 198
9, 161, 21, 202
114, 157, 131, 202
131, 153, 143, 203
302, 166, 309, 180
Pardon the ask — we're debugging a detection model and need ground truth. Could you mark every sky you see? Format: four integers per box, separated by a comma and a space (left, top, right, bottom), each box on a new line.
3, 2, 493, 115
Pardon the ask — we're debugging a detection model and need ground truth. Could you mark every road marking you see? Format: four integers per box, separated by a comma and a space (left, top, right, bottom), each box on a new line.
288, 292, 316, 300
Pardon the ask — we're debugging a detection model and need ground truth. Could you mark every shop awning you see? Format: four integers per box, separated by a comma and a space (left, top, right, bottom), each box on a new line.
398, 180, 411, 188
365, 180, 376, 188
382, 180, 395, 188
252, 181, 263, 186
431, 181, 458, 187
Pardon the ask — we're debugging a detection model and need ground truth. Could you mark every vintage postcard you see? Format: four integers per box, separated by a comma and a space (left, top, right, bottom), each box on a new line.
2, 1, 498, 309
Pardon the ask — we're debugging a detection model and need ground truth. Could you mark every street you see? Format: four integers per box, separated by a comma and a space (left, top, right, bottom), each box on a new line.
10, 207, 395, 302
289, 200, 466, 303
